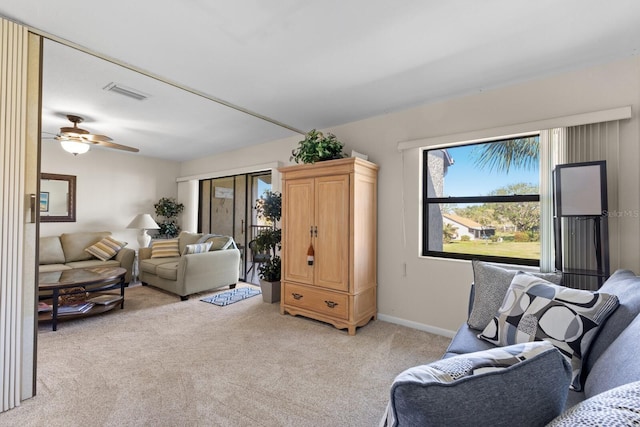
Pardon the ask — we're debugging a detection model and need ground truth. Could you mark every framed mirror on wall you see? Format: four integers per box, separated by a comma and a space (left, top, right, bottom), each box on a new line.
40, 173, 76, 222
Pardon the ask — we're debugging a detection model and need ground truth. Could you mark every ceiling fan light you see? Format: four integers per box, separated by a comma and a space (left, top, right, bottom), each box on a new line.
60, 139, 90, 155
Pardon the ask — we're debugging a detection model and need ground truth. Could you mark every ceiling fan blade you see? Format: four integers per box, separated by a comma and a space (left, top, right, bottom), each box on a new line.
82, 134, 113, 143
91, 140, 140, 153
42, 133, 57, 140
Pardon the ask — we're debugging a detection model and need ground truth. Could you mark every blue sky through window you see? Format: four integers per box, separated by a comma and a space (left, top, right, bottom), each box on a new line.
442, 143, 539, 197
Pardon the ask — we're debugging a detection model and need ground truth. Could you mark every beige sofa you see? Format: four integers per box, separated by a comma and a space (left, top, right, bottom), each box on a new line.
39, 231, 135, 284
138, 231, 240, 300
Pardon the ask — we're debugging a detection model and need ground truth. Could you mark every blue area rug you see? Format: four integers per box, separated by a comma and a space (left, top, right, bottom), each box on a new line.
200, 287, 261, 306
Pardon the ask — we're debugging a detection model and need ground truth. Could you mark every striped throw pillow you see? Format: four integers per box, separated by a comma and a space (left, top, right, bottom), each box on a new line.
151, 239, 180, 258
183, 242, 212, 255
85, 236, 127, 261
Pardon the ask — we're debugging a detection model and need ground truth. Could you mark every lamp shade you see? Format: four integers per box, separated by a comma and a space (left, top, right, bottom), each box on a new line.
127, 214, 160, 248
127, 213, 160, 230
60, 139, 90, 155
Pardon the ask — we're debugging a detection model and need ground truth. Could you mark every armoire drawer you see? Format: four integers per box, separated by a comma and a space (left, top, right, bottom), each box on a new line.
283, 282, 349, 320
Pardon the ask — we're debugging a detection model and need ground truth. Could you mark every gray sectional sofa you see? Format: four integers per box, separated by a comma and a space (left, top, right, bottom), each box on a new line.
39, 231, 135, 284
382, 264, 640, 426
138, 231, 240, 300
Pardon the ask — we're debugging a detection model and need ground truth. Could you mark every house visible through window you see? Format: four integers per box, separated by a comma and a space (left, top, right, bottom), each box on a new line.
423, 134, 541, 265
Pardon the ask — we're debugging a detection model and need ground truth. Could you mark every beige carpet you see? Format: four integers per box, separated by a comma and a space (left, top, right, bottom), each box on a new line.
1, 283, 450, 426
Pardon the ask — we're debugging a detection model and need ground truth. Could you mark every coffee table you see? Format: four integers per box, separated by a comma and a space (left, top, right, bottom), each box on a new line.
38, 266, 126, 331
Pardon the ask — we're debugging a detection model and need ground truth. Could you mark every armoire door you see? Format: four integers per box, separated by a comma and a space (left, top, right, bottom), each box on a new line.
314, 174, 349, 291
282, 178, 314, 285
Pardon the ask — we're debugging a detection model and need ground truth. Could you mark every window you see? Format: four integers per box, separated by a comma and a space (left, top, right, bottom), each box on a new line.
423, 135, 540, 265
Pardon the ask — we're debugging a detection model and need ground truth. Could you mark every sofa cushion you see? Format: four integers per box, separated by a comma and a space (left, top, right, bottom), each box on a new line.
84, 236, 127, 261
443, 323, 497, 359
183, 242, 212, 255
151, 239, 180, 258
140, 257, 181, 275
584, 313, 640, 399
468, 260, 563, 330
60, 231, 111, 263
204, 235, 234, 251
39, 236, 66, 265
66, 259, 121, 270
383, 341, 571, 427
178, 231, 203, 255
38, 264, 72, 273
479, 272, 619, 390
583, 269, 640, 376
156, 262, 178, 280
548, 381, 640, 426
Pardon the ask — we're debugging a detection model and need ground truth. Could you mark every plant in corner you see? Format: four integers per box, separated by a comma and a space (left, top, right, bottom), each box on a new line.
254, 190, 282, 302
154, 197, 185, 239
290, 129, 347, 164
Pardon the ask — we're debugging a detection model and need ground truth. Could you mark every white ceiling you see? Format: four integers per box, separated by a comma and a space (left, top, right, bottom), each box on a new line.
2, 1, 640, 161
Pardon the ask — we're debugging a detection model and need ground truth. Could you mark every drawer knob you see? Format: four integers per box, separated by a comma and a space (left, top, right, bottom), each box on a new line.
324, 300, 338, 308
292, 293, 303, 300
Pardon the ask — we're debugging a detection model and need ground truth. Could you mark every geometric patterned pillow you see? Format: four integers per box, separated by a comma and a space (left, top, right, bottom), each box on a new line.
547, 380, 640, 426
468, 259, 563, 330
84, 236, 127, 261
479, 272, 619, 391
151, 239, 180, 258
183, 242, 212, 255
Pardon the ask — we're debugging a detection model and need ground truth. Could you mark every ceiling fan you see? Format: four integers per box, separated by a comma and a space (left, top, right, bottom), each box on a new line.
52, 114, 139, 155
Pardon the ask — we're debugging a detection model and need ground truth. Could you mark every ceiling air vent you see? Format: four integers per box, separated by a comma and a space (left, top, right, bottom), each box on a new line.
103, 82, 150, 101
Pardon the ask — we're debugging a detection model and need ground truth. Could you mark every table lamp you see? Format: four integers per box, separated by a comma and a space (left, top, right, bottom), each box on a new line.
127, 213, 160, 248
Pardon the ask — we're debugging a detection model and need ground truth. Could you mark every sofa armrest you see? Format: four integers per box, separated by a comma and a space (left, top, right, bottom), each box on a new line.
115, 247, 135, 284
178, 248, 240, 285
139, 247, 152, 261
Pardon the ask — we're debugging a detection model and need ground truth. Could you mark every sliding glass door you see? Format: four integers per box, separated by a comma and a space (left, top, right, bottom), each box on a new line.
198, 171, 271, 282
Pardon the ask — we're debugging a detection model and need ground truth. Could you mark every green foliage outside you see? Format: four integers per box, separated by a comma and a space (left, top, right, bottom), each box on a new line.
254, 190, 282, 282
443, 183, 540, 259
441, 136, 541, 260
443, 239, 540, 260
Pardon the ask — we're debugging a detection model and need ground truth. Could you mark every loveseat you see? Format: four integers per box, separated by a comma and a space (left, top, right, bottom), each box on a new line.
382, 262, 640, 426
138, 231, 240, 300
39, 231, 135, 284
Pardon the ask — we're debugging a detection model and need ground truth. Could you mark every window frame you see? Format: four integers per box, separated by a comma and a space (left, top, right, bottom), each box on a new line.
421, 137, 541, 266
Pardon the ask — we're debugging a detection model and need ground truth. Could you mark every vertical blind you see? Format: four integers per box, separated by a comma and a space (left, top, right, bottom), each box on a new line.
0, 18, 28, 412
562, 121, 620, 289
539, 128, 567, 272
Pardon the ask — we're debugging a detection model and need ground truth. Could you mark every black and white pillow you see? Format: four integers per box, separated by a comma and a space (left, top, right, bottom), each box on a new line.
468, 260, 563, 330
479, 272, 619, 390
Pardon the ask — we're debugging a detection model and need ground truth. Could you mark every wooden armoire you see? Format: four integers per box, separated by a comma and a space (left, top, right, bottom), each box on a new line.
279, 157, 378, 335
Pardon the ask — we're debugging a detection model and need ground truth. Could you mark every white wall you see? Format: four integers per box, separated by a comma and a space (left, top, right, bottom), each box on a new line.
179, 56, 640, 336
40, 142, 180, 250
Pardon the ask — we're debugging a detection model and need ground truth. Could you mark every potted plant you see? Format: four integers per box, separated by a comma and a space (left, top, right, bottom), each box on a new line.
254, 190, 282, 303
154, 197, 184, 239
290, 129, 347, 164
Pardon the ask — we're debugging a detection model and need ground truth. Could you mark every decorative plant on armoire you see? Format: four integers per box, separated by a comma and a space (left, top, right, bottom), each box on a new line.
254, 190, 282, 303
290, 129, 347, 164
154, 197, 184, 239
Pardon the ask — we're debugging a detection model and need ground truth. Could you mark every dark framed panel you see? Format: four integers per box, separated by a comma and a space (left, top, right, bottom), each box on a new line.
554, 160, 607, 217
40, 173, 76, 222
553, 160, 609, 288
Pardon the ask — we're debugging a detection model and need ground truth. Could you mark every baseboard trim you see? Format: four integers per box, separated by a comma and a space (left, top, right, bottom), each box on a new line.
377, 314, 456, 339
